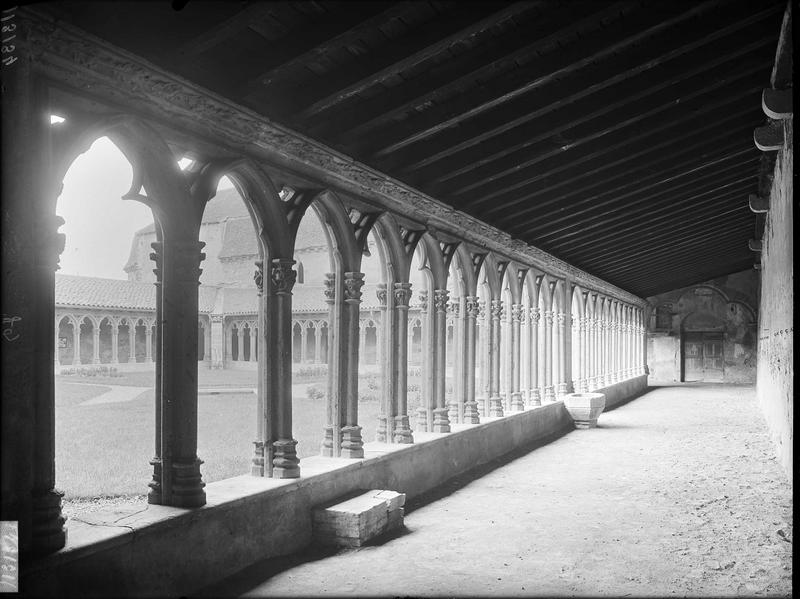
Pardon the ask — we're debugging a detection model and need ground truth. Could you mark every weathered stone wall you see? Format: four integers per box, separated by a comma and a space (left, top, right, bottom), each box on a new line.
646, 271, 758, 383
756, 118, 793, 481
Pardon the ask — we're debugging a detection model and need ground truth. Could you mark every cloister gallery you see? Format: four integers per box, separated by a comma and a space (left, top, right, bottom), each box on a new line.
1, 1, 792, 597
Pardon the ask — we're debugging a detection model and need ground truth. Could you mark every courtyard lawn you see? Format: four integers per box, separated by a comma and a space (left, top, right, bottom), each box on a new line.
54, 375, 382, 502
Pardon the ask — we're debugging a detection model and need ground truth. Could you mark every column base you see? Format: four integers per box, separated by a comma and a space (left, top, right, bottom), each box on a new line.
510, 392, 524, 412
416, 407, 429, 432
376, 415, 390, 443
320, 425, 335, 457
340, 425, 364, 459
527, 388, 541, 408
488, 395, 504, 417
250, 442, 265, 477
462, 400, 480, 424
432, 408, 450, 433
393, 416, 414, 444
147, 457, 163, 504
30, 489, 67, 556
273, 438, 301, 477
447, 401, 459, 424
544, 385, 556, 403
170, 459, 206, 507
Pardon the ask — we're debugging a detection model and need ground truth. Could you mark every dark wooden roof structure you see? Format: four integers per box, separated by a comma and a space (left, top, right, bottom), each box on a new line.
40, 0, 786, 297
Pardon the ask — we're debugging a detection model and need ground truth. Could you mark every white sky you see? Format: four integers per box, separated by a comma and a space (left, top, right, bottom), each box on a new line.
56, 136, 233, 279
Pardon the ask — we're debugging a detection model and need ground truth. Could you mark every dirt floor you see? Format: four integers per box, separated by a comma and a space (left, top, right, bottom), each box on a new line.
199, 383, 792, 597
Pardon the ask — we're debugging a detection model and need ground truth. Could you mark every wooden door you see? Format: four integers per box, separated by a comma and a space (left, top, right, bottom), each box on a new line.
683, 332, 724, 382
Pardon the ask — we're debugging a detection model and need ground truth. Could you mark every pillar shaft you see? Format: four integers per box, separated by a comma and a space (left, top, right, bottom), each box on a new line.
128, 321, 136, 363
376, 283, 393, 443
510, 304, 524, 410
463, 296, 480, 423
148, 242, 163, 503
528, 308, 541, 406
543, 310, 555, 401
322, 273, 341, 455
489, 299, 504, 416
251, 260, 267, 476
341, 272, 365, 457
159, 239, 206, 506
432, 289, 451, 432
270, 259, 301, 476
393, 283, 413, 442
416, 290, 432, 431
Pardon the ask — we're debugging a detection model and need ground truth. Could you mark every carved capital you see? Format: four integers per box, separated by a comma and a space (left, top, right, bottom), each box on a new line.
149, 241, 163, 279
476, 299, 486, 320
376, 283, 388, 307
343, 272, 365, 303
511, 304, 524, 323
544, 310, 554, 326
433, 289, 450, 313
38, 214, 67, 272
464, 296, 480, 319
271, 259, 296, 294
253, 259, 264, 293
418, 289, 429, 312
210, 314, 223, 324
530, 307, 540, 324
557, 312, 565, 327
323, 273, 336, 304
490, 299, 503, 320
393, 282, 412, 308
171, 240, 206, 284
449, 300, 460, 317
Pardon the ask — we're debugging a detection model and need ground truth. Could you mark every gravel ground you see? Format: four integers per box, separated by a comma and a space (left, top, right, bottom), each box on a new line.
201, 383, 791, 598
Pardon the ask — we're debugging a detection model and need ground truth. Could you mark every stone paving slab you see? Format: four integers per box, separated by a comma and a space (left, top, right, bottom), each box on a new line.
210, 384, 791, 597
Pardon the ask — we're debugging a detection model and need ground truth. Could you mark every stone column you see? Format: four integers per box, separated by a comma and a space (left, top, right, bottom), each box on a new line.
375, 283, 392, 443
476, 300, 489, 416
557, 312, 569, 395
72, 320, 81, 365
393, 282, 414, 443
575, 315, 584, 393
609, 303, 617, 383
267, 259, 301, 476
543, 309, 555, 402
488, 299, 504, 416
450, 299, 464, 423
432, 289, 451, 432
210, 315, 223, 369
145, 326, 153, 363
148, 242, 163, 502
321, 273, 340, 456
510, 304, 524, 410
90, 324, 100, 364
54, 320, 61, 369
462, 296, 480, 423
341, 272, 365, 457
128, 321, 136, 364
251, 260, 267, 476
159, 239, 206, 507
110, 321, 119, 364
416, 290, 432, 431
236, 323, 244, 363
1, 64, 68, 555
528, 307, 541, 406
314, 323, 322, 364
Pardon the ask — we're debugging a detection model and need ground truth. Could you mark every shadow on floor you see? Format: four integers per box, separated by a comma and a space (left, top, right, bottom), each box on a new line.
189, 429, 573, 598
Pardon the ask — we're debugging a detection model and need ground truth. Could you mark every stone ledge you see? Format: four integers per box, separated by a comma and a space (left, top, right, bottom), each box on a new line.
313, 489, 405, 547
21, 376, 646, 597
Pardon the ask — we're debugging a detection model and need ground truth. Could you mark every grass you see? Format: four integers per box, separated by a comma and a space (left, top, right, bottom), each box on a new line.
55, 371, 384, 501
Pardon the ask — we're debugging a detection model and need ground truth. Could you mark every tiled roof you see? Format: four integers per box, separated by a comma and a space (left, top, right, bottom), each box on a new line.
218, 217, 259, 259
133, 187, 251, 235
56, 274, 156, 311
56, 274, 220, 313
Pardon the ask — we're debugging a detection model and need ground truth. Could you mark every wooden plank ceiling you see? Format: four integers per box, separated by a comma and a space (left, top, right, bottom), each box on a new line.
44, 0, 785, 297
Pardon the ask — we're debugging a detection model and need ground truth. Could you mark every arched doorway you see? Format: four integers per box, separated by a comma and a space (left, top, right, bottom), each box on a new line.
681, 312, 724, 382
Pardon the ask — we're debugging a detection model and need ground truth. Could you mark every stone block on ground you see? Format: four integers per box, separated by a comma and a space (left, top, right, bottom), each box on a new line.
312, 489, 405, 547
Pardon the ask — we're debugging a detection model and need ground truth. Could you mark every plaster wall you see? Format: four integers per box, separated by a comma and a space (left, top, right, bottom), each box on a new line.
645, 271, 758, 383
756, 119, 793, 481
22, 376, 647, 597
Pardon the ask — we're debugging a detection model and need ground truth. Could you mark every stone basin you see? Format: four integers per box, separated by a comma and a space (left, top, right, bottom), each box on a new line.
563, 392, 606, 429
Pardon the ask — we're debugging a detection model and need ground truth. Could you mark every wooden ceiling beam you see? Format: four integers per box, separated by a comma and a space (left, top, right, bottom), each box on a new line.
238, 1, 409, 94
308, 1, 633, 139
368, 0, 729, 158
565, 206, 752, 263
510, 151, 756, 237
411, 36, 776, 189
457, 83, 762, 211
472, 109, 755, 217
390, 9, 781, 177
294, 1, 542, 120
510, 173, 755, 245
446, 65, 766, 204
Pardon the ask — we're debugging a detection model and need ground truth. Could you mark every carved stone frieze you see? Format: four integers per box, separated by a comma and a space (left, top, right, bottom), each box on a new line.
19, 7, 646, 307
